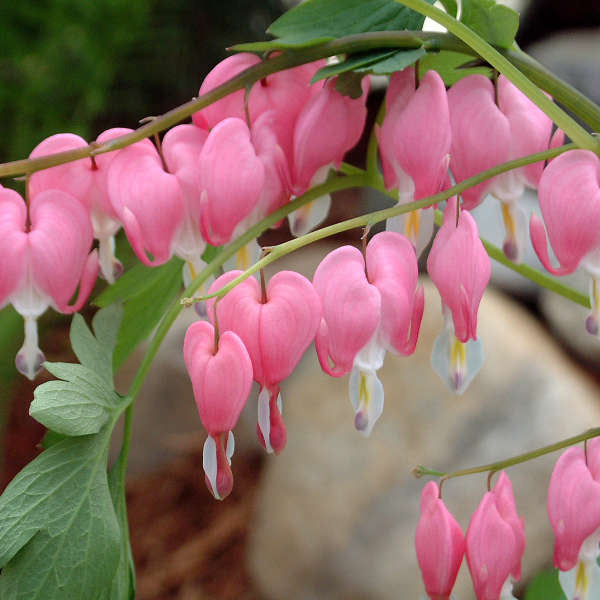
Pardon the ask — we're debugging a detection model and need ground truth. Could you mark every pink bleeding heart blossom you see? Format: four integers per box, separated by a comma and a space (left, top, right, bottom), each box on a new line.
184, 320, 253, 500
207, 270, 321, 454
427, 198, 490, 394
530, 150, 600, 337
313, 232, 424, 436
0, 187, 98, 379
199, 118, 265, 246
448, 74, 557, 262
29, 129, 154, 283
415, 481, 465, 600
547, 439, 600, 599
107, 138, 186, 267
466, 472, 525, 600
288, 76, 369, 237
162, 124, 210, 284
377, 67, 451, 256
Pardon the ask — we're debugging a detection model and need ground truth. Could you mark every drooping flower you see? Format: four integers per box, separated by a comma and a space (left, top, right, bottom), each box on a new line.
184, 320, 253, 500
415, 481, 465, 600
313, 231, 424, 435
377, 67, 451, 256
207, 269, 321, 454
288, 76, 369, 237
466, 472, 525, 600
29, 129, 153, 282
427, 197, 491, 394
530, 149, 600, 337
198, 117, 265, 246
448, 74, 557, 262
0, 187, 98, 379
548, 439, 600, 599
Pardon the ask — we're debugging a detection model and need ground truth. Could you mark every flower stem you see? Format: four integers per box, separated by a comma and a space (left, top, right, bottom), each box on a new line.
413, 427, 600, 482
194, 143, 578, 303
393, 0, 599, 152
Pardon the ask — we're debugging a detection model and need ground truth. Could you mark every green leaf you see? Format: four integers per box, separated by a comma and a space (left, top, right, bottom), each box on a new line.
95, 257, 183, 370
335, 71, 366, 99
460, 0, 519, 49
30, 363, 126, 436
438, 0, 458, 17
355, 46, 426, 75
418, 49, 492, 86
70, 304, 123, 384
311, 50, 399, 83
39, 429, 68, 450
235, 0, 434, 51
0, 430, 121, 600
524, 568, 566, 600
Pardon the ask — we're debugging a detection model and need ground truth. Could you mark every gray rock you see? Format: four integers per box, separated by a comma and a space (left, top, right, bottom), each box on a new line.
248, 244, 600, 600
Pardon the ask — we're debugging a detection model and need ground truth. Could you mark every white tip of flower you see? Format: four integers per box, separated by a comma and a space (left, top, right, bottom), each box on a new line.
288, 194, 332, 237
257, 387, 274, 454
15, 316, 44, 380
226, 431, 235, 466
558, 554, 600, 600
98, 235, 122, 284
349, 367, 384, 437
431, 328, 484, 395
387, 207, 434, 258
203, 435, 220, 499
587, 278, 600, 338
223, 239, 262, 274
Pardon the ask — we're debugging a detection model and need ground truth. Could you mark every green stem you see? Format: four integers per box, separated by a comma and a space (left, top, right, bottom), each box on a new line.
414, 427, 600, 482
117, 173, 367, 483
2, 30, 598, 177
432, 210, 590, 309
195, 143, 578, 302
393, 0, 599, 152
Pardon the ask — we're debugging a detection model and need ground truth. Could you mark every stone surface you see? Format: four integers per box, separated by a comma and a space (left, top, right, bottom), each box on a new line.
247, 243, 600, 600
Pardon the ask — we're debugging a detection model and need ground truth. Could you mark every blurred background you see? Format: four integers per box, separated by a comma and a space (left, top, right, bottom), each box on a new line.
1, 1, 600, 598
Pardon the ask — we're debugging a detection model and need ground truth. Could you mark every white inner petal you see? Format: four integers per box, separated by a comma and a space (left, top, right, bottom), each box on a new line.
202, 436, 220, 500
257, 387, 273, 454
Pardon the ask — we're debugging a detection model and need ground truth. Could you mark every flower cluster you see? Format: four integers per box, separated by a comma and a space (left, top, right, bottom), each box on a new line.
417, 439, 600, 600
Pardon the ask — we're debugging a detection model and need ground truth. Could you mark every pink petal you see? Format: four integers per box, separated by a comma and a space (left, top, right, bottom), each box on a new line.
415, 481, 465, 598
548, 446, 600, 571
313, 245, 381, 376
198, 118, 264, 245
448, 75, 511, 209
28, 190, 98, 313
108, 144, 185, 265
366, 231, 422, 355
184, 320, 253, 434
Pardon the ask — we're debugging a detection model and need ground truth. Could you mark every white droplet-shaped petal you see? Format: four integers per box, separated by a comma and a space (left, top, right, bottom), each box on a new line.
349, 367, 384, 437
431, 315, 484, 394
387, 206, 434, 258
97, 234, 123, 285
499, 578, 519, 600
226, 431, 235, 466
499, 201, 528, 264
353, 333, 387, 373
276, 391, 283, 414
257, 386, 273, 454
15, 316, 45, 380
288, 193, 332, 238
223, 239, 262, 273
586, 277, 600, 336
558, 557, 600, 600
203, 435, 220, 499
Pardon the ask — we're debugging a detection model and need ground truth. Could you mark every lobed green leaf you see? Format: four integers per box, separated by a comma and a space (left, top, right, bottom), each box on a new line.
460, 0, 519, 49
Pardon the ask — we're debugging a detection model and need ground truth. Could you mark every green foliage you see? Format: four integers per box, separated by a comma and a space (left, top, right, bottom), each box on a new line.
234, 0, 434, 51
460, 0, 520, 49
419, 49, 492, 85
438, 0, 458, 18
524, 568, 566, 600
94, 258, 183, 370
0, 304, 131, 598
312, 47, 426, 83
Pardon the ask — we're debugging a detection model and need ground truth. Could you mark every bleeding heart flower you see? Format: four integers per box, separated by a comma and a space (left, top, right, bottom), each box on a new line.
198, 118, 265, 246
428, 198, 491, 394
184, 320, 253, 499
0, 186, 98, 379
377, 67, 451, 256
416, 481, 465, 600
548, 439, 600, 599
466, 472, 525, 600
530, 150, 600, 338
207, 269, 321, 454
313, 231, 424, 435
